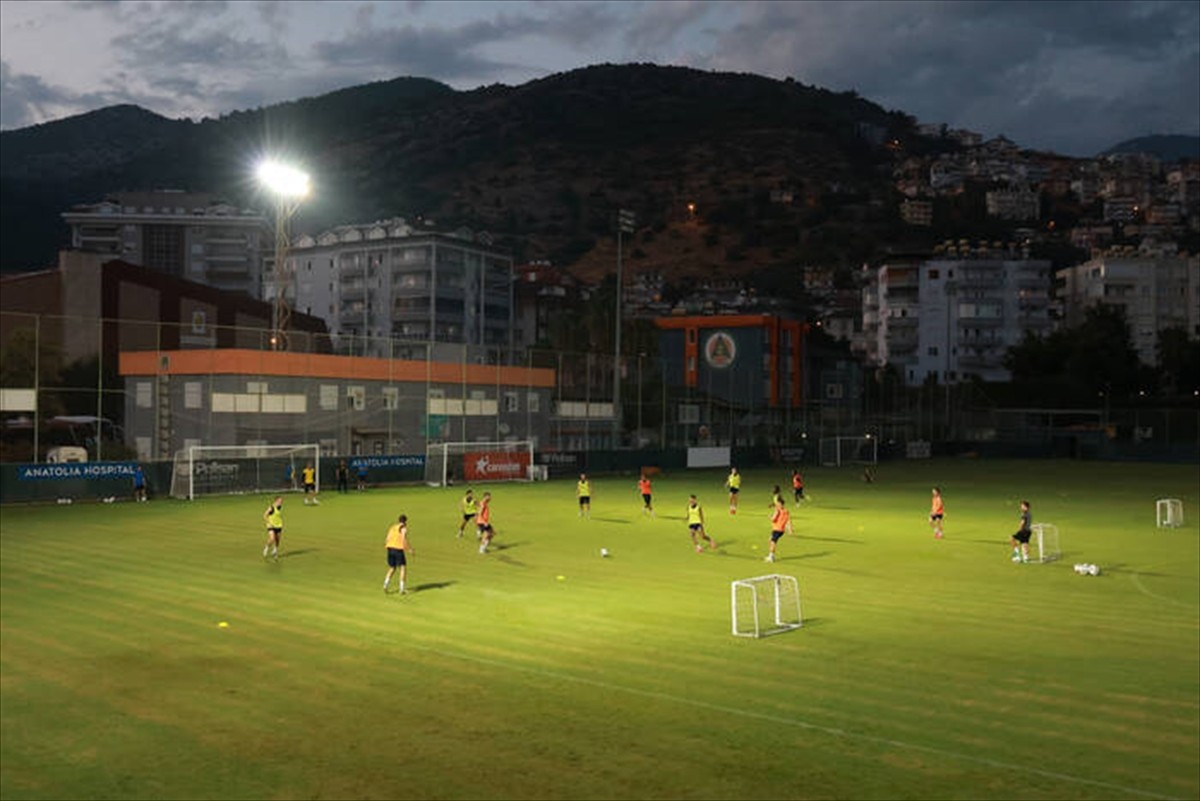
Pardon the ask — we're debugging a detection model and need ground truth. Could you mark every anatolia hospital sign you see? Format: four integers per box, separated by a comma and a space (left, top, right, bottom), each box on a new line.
704, 331, 737, 369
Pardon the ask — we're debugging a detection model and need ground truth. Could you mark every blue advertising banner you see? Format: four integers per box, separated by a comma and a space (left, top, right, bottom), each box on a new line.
18, 462, 139, 481
348, 455, 425, 469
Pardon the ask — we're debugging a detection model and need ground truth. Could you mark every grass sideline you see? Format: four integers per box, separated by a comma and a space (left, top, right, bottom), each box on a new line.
1, 459, 1197, 800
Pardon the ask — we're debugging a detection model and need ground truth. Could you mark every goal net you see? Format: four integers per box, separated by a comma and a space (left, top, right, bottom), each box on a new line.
170, 444, 320, 500
819, 436, 878, 467
1156, 498, 1184, 528
1031, 523, 1061, 564
424, 440, 534, 487
731, 574, 803, 638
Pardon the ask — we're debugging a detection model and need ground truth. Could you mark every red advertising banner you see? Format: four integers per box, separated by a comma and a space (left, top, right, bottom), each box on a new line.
462, 451, 531, 481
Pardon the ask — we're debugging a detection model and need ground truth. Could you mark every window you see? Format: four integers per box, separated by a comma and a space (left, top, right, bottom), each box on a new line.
184, 382, 202, 409
320, 384, 339, 410
528, 393, 540, 414
347, 386, 365, 411
247, 381, 268, 394
504, 391, 519, 412
928, 346, 939, 356
383, 387, 399, 410
136, 382, 152, 408
929, 269, 940, 280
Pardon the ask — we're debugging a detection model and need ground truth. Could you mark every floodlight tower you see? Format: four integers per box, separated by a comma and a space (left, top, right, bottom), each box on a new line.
256, 160, 310, 350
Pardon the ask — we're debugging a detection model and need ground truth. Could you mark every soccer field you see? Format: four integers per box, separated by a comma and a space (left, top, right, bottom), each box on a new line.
2, 459, 1197, 800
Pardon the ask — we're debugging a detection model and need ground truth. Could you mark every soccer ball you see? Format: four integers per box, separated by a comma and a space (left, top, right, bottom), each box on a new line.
1088, 564, 1100, 576
600, 548, 609, 558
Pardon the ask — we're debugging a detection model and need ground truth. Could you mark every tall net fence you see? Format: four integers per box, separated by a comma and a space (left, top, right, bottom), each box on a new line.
3, 311, 1196, 488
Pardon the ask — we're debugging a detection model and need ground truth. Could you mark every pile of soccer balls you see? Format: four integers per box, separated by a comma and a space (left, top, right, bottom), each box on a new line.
1073, 563, 1101, 576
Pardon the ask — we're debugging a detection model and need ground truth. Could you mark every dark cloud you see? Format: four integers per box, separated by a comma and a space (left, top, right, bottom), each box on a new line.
0, 60, 125, 129
700, 0, 1199, 155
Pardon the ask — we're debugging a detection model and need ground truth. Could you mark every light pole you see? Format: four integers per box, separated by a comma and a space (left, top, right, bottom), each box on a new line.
614, 208, 635, 445
256, 160, 310, 351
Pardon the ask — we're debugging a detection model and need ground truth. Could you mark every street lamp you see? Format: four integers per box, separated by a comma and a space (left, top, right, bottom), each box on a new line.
614, 208, 635, 445
257, 159, 310, 351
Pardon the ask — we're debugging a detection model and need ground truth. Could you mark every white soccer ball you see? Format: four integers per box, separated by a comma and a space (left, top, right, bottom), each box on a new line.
1088, 565, 1100, 576
600, 548, 609, 558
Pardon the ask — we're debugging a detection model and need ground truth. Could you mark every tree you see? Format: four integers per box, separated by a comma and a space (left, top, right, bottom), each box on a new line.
1156, 326, 1200, 396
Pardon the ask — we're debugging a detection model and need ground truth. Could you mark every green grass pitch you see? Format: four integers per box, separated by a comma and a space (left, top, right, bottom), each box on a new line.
2, 459, 1197, 800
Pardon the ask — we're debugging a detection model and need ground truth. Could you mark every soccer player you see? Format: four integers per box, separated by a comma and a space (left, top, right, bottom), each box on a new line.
476, 492, 495, 553
335, 460, 349, 494
770, 484, 784, 508
929, 486, 944, 539
577, 473, 592, 519
262, 496, 283, 559
637, 474, 654, 517
726, 467, 741, 514
765, 497, 793, 563
1011, 500, 1033, 563
356, 461, 368, 491
458, 488, 478, 538
791, 469, 807, 504
383, 514, 412, 594
302, 462, 319, 505
132, 464, 148, 502
687, 495, 717, 553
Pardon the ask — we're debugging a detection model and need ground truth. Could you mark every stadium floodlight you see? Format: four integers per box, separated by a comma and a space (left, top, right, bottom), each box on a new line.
256, 160, 310, 199
256, 159, 311, 351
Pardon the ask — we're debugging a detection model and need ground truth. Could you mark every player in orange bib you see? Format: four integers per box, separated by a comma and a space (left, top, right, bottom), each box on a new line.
929, 487, 945, 539
765, 497, 793, 563
637, 475, 654, 517
476, 492, 495, 554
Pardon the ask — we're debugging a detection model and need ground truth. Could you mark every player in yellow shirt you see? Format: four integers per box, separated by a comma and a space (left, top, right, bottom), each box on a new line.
302, 462, 319, 505
262, 496, 284, 560
725, 467, 742, 514
577, 473, 592, 519
458, 488, 478, 538
383, 514, 412, 594
687, 494, 717, 553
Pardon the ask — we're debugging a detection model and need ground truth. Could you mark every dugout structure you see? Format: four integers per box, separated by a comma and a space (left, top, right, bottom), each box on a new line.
170, 443, 320, 500
425, 440, 534, 487
731, 574, 803, 638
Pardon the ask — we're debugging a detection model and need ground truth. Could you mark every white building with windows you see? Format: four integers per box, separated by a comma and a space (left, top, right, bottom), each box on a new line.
1057, 249, 1200, 365
861, 250, 1053, 385
62, 191, 267, 298
284, 218, 514, 356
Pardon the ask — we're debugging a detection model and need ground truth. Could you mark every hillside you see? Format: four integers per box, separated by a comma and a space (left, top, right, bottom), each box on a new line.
1098, 134, 1200, 162
0, 65, 917, 285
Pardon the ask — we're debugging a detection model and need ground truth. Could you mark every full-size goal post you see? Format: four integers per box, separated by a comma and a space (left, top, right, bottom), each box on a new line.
170, 443, 320, 500
1156, 498, 1184, 528
424, 440, 535, 487
819, 436, 878, 467
731, 574, 803, 638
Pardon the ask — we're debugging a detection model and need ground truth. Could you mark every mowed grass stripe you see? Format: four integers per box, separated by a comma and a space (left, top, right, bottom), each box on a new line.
3, 459, 1198, 800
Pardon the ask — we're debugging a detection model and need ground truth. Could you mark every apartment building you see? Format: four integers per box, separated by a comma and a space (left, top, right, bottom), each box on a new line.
1057, 248, 1200, 365
61, 191, 266, 297
985, 186, 1040, 221
861, 249, 1053, 385
285, 219, 514, 356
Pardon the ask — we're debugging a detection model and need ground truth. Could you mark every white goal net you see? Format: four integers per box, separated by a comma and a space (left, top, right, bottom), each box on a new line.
731, 574, 803, 638
424, 440, 534, 487
1156, 498, 1184, 528
1031, 523, 1061, 564
170, 443, 320, 500
819, 436, 878, 467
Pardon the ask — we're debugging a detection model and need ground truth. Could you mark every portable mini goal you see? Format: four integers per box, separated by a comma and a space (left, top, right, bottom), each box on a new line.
731, 574, 802, 638
1156, 498, 1184, 528
1030, 523, 1061, 564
